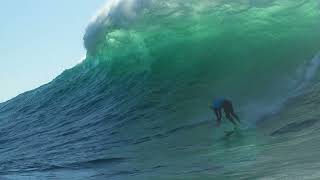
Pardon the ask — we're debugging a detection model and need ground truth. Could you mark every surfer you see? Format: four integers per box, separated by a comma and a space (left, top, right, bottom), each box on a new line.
210, 97, 240, 128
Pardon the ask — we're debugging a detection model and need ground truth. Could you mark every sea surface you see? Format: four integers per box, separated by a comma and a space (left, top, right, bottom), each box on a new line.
1, 0, 320, 179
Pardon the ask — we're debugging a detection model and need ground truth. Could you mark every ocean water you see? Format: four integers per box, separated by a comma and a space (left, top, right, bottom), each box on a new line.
1, 0, 320, 179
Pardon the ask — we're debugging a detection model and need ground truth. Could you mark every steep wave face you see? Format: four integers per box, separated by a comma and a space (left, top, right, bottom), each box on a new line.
1, 0, 320, 179
84, 0, 320, 120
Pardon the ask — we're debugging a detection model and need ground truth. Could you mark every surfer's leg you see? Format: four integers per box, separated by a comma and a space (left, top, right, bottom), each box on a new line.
227, 101, 240, 123
223, 101, 238, 127
225, 112, 237, 127
230, 110, 240, 123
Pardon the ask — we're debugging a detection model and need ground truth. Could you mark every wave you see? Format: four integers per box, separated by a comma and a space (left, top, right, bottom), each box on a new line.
1, 0, 320, 178
82, 0, 320, 123
270, 118, 319, 136
66, 157, 127, 168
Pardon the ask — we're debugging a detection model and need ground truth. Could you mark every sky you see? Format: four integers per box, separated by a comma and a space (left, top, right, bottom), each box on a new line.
0, 0, 106, 103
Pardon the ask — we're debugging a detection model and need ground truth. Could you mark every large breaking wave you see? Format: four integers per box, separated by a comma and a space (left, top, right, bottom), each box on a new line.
83, 0, 320, 121
1, 0, 320, 179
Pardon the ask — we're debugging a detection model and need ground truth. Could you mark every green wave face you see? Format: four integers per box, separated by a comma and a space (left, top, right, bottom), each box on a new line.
83, 0, 320, 119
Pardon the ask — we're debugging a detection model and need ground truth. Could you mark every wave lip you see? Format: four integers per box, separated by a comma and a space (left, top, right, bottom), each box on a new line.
84, 0, 150, 53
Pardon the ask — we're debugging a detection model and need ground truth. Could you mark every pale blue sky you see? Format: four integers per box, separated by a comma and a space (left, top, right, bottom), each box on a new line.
0, 0, 106, 102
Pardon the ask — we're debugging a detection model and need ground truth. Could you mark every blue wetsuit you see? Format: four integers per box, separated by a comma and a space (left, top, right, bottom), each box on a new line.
212, 97, 227, 109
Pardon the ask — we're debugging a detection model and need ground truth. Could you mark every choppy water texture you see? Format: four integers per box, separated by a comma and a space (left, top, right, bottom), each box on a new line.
1, 0, 320, 179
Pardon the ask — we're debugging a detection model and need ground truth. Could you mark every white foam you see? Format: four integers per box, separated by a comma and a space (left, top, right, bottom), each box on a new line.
245, 53, 320, 124
84, 0, 150, 53
296, 53, 320, 91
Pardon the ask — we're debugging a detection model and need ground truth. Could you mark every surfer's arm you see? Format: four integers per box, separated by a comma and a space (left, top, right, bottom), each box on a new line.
214, 109, 222, 127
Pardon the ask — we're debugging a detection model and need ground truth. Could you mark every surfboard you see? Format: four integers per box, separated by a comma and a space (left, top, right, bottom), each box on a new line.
224, 130, 235, 137
224, 126, 241, 136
